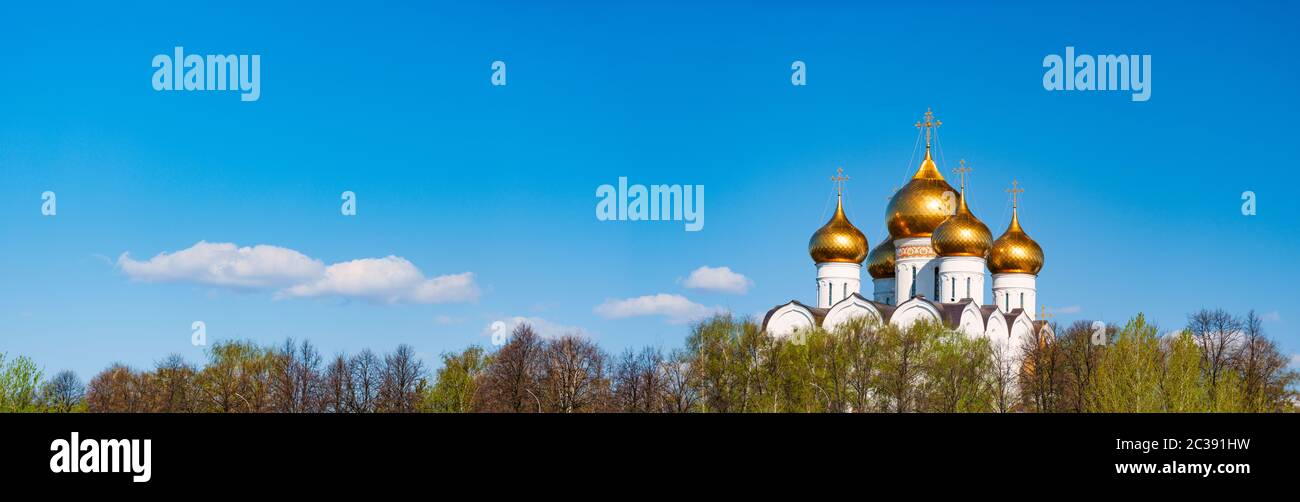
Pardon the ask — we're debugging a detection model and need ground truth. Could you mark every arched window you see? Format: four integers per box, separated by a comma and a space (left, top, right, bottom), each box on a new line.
965, 277, 971, 300
1019, 292, 1025, 309
842, 283, 847, 300
950, 277, 956, 301
910, 267, 917, 298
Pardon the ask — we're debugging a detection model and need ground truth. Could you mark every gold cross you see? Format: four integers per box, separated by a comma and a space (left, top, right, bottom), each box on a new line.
914, 107, 942, 148
1007, 179, 1024, 209
952, 159, 972, 191
830, 167, 850, 196
1039, 305, 1055, 321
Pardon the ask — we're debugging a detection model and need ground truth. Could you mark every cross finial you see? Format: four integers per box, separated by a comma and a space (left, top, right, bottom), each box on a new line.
1006, 179, 1024, 209
953, 159, 972, 191
830, 167, 850, 197
914, 107, 942, 148
1039, 305, 1054, 321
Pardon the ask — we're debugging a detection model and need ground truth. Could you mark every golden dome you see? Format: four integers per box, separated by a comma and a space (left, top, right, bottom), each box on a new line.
932, 190, 992, 257
809, 195, 868, 264
988, 206, 1044, 274
866, 236, 895, 278
886, 148, 958, 239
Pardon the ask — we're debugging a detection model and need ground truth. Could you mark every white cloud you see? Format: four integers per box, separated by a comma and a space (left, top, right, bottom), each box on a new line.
681, 266, 753, 294
1054, 305, 1083, 314
118, 241, 323, 289
1290, 354, 1300, 370
118, 241, 478, 305
1261, 311, 1281, 322
484, 316, 585, 340
283, 257, 479, 304
594, 294, 723, 324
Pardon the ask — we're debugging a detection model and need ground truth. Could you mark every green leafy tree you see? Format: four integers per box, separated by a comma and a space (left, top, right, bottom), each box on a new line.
1091, 314, 1163, 412
878, 321, 941, 412
424, 346, 491, 412
0, 353, 45, 412
1161, 331, 1210, 412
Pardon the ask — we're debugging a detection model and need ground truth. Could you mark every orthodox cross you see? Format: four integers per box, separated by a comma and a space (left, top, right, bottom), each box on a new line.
915, 108, 941, 148
1007, 179, 1024, 209
953, 159, 972, 191
831, 167, 849, 196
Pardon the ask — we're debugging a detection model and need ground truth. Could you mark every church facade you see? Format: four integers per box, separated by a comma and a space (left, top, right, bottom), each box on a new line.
762, 110, 1052, 353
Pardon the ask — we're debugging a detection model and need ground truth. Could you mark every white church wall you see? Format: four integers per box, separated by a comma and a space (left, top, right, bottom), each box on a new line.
937, 256, 986, 304
992, 273, 1037, 319
816, 262, 862, 309
894, 237, 938, 304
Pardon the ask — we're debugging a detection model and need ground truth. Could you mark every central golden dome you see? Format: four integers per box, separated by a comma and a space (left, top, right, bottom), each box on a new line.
886, 148, 957, 239
988, 207, 1044, 274
809, 195, 868, 264
932, 190, 992, 257
866, 237, 895, 278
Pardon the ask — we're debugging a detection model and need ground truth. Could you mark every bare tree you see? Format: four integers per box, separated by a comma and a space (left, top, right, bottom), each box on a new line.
1187, 308, 1242, 400
271, 338, 323, 413
1057, 321, 1106, 412
322, 354, 355, 412
988, 340, 1018, 413
479, 324, 545, 412
41, 370, 85, 413
377, 344, 425, 412
1234, 311, 1297, 411
349, 349, 382, 413
612, 347, 665, 412
152, 354, 196, 412
1018, 325, 1064, 412
86, 364, 148, 413
659, 348, 697, 413
541, 335, 609, 413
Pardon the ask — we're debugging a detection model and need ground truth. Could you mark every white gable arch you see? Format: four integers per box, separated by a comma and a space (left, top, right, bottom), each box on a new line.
954, 302, 985, 339
823, 294, 883, 332
890, 297, 942, 329
983, 313, 1011, 348
765, 302, 816, 338
1008, 313, 1037, 356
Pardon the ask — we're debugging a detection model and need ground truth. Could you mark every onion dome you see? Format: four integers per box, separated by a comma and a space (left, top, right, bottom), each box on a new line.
886, 147, 957, 239
866, 237, 895, 278
809, 194, 868, 264
932, 189, 993, 257
988, 203, 1044, 275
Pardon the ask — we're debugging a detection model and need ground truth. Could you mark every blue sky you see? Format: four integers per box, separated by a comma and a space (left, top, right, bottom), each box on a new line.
2, 1, 1297, 378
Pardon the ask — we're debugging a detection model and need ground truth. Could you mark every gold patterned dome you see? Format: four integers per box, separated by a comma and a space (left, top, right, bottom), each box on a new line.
886, 109, 957, 239
932, 163, 993, 257
809, 195, 868, 264
866, 237, 895, 278
886, 148, 957, 239
809, 169, 868, 264
988, 181, 1044, 274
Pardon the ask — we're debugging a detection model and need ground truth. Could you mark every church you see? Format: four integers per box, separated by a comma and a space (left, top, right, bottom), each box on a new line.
762, 110, 1053, 353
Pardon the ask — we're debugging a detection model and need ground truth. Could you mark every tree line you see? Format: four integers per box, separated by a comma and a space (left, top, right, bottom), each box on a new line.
0, 308, 1295, 413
